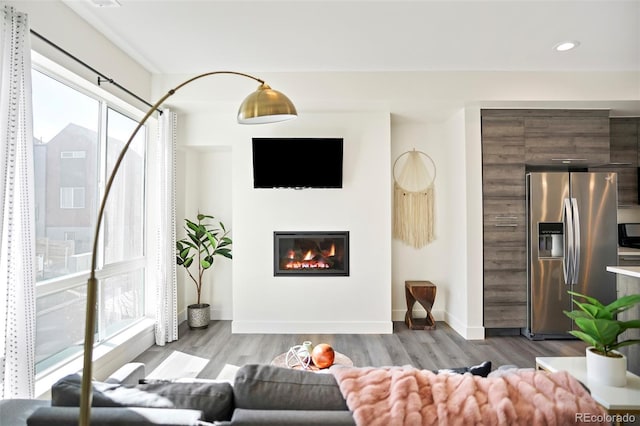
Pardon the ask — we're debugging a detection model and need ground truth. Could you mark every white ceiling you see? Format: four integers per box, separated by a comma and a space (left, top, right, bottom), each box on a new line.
63, 0, 640, 75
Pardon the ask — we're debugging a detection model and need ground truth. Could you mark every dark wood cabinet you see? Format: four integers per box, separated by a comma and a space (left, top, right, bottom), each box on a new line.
481, 109, 614, 329
523, 110, 610, 165
481, 111, 527, 328
596, 118, 640, 206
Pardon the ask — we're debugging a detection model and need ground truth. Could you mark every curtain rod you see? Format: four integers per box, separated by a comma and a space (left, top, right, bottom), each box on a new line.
29, 29, 162, 114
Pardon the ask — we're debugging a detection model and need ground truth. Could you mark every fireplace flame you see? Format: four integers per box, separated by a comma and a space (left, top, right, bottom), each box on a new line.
284, 248, 331, 270
276, 233, 346, 274
284, 259, 330, 269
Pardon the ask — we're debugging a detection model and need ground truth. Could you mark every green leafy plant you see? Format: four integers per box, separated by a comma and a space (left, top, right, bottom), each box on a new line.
176, 213, 232, 305
563, 290, 640, 357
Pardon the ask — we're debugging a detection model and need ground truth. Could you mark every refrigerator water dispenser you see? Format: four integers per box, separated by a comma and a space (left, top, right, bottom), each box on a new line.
538, 222, 564, 258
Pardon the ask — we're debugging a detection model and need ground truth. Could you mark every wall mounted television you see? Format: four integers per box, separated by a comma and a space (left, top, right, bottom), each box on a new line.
252, 137, 343, 189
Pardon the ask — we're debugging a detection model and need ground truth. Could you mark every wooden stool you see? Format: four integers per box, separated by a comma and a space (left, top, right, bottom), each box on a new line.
404, 280, 437, 330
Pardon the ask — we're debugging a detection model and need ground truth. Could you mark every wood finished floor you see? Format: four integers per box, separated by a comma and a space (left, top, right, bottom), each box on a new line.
133, 320, 588, 379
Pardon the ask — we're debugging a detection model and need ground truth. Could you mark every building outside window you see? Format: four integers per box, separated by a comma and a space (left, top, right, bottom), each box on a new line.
59, 187, 85, 209
32, 66, 147, 373
60, 151, 86, 159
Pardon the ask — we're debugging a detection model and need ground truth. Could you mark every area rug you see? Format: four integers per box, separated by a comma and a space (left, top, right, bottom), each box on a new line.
146, 350, 209, 380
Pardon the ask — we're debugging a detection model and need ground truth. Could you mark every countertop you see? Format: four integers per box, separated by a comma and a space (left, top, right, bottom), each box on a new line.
607, 265, 640, 279
618, 247, 640, 256
608, 246, 640, 278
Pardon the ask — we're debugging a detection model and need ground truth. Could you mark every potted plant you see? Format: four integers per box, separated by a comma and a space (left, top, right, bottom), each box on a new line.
176, 213, 232, 329
563, 290, 640, 386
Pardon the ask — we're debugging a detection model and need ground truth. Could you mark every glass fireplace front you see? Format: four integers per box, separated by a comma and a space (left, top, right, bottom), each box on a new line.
273, 231, 349, 276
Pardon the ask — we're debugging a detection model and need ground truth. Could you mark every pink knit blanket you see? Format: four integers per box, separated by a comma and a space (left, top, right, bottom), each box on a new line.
330, 366, 607, 426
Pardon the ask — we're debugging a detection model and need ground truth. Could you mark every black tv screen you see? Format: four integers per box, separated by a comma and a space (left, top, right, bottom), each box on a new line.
252, 137, 343, 188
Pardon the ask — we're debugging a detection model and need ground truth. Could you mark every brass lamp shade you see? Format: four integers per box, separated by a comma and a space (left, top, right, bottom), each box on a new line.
237, 83, 297, 124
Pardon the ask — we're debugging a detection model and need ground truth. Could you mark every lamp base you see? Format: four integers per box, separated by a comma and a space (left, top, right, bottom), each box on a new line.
187, 304, 210, 329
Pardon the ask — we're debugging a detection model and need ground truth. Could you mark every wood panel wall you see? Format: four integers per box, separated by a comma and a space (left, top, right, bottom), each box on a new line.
481, 111, 527, 328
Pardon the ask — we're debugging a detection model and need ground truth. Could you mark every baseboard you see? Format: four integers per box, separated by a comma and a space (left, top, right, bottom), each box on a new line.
184, 308, 485, 339
231, 320, 393, 334
444, 311, 485, 340
177, 307, 232, 323
392, 308, 484, 340
178, 309, 187, 324
485, 328, 523, 337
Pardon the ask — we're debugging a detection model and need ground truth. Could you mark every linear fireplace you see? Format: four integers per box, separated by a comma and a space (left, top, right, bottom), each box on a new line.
274, 231, 349, 276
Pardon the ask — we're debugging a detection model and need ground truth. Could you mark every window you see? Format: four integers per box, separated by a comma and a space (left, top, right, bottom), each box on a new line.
60, 151, 86, 159
59, 187, 85, 209
32, 67, 147, 373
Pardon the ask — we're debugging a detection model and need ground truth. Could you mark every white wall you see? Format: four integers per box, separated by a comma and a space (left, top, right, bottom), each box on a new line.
463, 107, 485, 339
7, 0, 151, 110
169, 102, 393, 333
232, 112, 392, 333
175, 147, 234, 320
440, 110, 472, 335
390, 122, 449, 323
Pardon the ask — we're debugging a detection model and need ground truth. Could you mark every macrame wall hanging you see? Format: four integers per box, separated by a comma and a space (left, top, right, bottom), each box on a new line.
393, 149, 437, 248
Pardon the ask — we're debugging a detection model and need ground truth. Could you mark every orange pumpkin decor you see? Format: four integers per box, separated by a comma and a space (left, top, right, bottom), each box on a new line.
311, 343, 335, 368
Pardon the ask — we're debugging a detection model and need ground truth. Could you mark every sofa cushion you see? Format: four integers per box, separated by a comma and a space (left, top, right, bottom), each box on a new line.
233, 364, 348, 411
0, 398, 50, 426
231, 408, 356, 426
27, 406, 203, 426
51, 374, 233, 422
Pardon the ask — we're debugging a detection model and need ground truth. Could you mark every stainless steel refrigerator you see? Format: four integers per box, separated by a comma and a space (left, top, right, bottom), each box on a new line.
525, 172, 618, 339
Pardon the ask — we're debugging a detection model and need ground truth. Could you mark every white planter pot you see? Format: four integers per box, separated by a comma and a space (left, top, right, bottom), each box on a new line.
586, 347, 627, 387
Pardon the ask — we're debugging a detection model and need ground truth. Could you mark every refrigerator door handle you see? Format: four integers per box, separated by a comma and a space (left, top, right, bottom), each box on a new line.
563, 198, 574, 285
571, 198, 581, 285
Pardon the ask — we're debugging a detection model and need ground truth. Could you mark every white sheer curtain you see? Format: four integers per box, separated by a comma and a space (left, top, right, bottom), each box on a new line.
0, 5, 36, 398
154, 109, 178, 345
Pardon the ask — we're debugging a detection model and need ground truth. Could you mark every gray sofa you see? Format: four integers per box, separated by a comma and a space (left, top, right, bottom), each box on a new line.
0, 363, 204, 426
0, 363, 354, 426
225, 363, 355, 425
2, 361, 492, 425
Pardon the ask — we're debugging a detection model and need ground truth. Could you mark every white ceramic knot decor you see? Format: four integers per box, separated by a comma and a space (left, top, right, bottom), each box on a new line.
285, 344, 312, 369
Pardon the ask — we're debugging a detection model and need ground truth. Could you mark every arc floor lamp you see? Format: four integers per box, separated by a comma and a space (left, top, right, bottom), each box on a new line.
79, 71, 297, 425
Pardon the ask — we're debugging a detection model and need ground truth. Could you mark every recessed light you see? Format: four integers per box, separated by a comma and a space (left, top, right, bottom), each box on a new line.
554, 41, 580, 52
